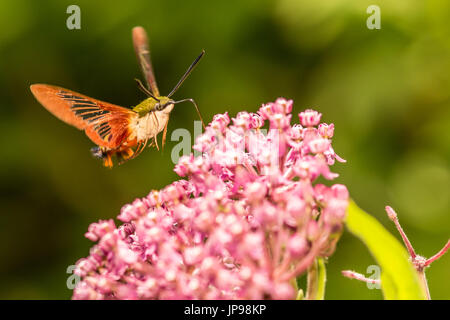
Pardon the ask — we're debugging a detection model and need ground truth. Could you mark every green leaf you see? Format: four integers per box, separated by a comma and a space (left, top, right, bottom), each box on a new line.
345, 200, 427, 300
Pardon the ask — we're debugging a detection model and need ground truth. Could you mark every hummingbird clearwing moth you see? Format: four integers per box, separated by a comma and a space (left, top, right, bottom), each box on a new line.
30, 26, 205, 168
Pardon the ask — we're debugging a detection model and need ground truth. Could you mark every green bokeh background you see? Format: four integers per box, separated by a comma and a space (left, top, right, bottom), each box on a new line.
0, 0, 448, 299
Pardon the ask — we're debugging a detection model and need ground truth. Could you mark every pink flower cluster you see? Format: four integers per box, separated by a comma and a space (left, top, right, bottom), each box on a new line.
73, 98, 348, 300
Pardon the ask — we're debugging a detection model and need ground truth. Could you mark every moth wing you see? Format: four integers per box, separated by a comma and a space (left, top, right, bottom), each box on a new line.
30, 84, 137, 149
132, 26, 160, 96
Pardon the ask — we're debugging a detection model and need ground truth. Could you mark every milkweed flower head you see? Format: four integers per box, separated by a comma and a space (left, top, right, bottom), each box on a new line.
72, 98, 348, 300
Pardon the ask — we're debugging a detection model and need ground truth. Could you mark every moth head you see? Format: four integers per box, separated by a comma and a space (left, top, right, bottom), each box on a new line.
156, 96, 175, 113
133, 50, 206, 121
133, 79, 175, 116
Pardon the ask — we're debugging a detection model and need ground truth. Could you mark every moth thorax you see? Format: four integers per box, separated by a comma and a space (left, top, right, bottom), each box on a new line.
135, 110, 170, 141
133, 97, 158, 116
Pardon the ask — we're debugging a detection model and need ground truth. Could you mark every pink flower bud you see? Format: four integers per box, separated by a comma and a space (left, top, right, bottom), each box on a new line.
245, 181, 267, 202
274, 98, 293, 114
385, 206, 398, 221
318, 123, 334, 138
85, 219, 116, 241
249, 113, 264, 129
286, 197, 306, 219
184, 246, 203, 265
272, 282, 295, 300
309, 138, 331, 154
332, 184, 349, 200
210, 112, 230, 132
299, 109, 322, 127
307, 220, 320, 241
288, 233, 309, 258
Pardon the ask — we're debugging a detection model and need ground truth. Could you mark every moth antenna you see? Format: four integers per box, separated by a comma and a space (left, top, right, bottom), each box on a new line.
173, 98, 206, 129
168, 50, 205, 98
135, 78, 160, 102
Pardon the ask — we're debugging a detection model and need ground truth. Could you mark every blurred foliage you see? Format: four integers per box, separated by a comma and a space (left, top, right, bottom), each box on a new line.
0, 0, 448, 299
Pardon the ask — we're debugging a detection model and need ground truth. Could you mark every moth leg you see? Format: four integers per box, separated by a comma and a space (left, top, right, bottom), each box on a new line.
151, 110, 160, 128
149, 111, 160, 151
162, 115, 169, 150
129, 139, 148, 160
116, 151, 125, 165
122, 148, 134, 160
117, 148, 136, 165
103, 153, 113, 168
139, 139, 149, 156
153, 135, 160, 151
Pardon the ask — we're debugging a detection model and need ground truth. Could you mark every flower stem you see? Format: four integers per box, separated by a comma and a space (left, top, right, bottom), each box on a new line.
296, 289, 304, 300
416, 270, 431, 300
305, 258, 326, 300
385, 206, 416, 259
425, 240, 450, 267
